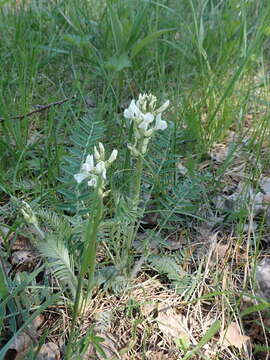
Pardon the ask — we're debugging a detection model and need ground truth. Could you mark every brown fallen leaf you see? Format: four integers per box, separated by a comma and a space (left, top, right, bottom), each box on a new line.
10, 235, 40, 271
214, 243, 229, 259
37, 342, 60, 360
8, 315, 44, 357
156, 307, 190, 343
11, 235, 35, 252
209, 144, 229, 163
11, 250, 37, 269
220, 322, 249, 349
10, 332, 32, 352
145, 351, 171, 360
83, 333, 120, 360
141, 302, 156, 317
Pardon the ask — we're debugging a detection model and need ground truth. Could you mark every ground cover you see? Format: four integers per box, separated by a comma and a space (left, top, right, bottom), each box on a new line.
1, 0, 270, 359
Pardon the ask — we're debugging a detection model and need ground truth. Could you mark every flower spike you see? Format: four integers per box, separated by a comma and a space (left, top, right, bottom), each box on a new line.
124, 93, 169, 156
74, 143, 118, 190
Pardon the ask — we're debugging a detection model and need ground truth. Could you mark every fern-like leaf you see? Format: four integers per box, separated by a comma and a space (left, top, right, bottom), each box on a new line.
148, 254, 190, 291
36, 209, 72, 237
38, 235, 77, 300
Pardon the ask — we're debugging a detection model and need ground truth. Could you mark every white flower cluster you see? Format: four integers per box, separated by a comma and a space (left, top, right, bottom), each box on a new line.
124, 93, 169, 156
74, 142, 118, 188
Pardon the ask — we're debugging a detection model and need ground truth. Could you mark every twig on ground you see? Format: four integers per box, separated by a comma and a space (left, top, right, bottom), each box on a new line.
0, 95, 76, 122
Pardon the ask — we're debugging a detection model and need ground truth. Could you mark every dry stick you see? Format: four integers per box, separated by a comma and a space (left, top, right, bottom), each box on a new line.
0, 95, 76, 122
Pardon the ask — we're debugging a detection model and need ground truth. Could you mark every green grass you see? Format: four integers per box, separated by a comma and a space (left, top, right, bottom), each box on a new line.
1, 0, 270, 359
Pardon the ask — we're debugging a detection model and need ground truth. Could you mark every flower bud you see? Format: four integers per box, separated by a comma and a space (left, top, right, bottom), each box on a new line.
94, 146, 100, 161
107, 149, 118, 164
21, 201, 38, 227
155, 100, 170, 114
127, 144, 140, 157
98, 142, 105, 160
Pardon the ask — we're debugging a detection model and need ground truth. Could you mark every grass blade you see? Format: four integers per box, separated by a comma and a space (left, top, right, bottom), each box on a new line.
131, 28, 175, 59
0, 293, 60, 359
182, 320, 221, 360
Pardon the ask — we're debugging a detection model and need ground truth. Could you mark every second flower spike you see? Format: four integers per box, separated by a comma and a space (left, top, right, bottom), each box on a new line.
124, 93, 170, 155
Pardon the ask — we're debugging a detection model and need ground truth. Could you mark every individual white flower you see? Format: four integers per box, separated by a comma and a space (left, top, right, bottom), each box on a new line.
137, 93, 147, 112
155, 113, 167, 131
94, 146, 100, 161
74, 172, 89, 184
95, 161, 106, 180
82, 154, 94, 172
149, 94, 157, 111
98, 142, 105, 159
74, 155, 94, 184
124, 100, 141, 120
88, 177, 98, 188
138, 113, 154, 131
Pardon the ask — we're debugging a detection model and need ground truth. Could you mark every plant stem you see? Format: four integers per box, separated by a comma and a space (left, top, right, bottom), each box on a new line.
125, 154, 144, 275
131, 154, 144, 209
65, 189, 103, 359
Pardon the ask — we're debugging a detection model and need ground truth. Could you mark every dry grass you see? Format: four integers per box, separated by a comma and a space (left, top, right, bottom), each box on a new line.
36, 226, 269, 360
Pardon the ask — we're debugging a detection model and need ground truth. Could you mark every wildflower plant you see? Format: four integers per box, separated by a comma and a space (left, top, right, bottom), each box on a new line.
66, 143, 117, 358
120, 93, 170, 273
123, 94, 169, 210
72, 142, 118, 293
19, 93, 168, 359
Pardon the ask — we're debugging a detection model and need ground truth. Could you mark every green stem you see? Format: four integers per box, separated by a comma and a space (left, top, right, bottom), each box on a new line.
84, 195, 103, 296
65, 188, 103, 359
125, 154, 144, 275
33, 224, 45, 240
131, 154, 144, 209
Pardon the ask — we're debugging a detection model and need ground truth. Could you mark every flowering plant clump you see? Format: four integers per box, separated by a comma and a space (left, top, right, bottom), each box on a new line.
74, 142, 118, 190
124, 93, 169, 156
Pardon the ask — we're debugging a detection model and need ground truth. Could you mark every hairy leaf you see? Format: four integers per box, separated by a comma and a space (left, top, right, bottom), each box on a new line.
38, 235, 77, 300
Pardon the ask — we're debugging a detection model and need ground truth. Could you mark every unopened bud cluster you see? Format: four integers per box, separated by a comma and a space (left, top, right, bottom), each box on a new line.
124, 93, 169, 156
21, 200, 39, 227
